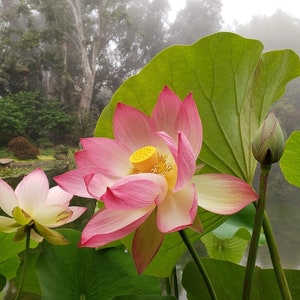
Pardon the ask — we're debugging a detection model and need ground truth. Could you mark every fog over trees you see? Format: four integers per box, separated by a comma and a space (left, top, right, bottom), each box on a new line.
235, 10, 300, 136
0, 0, 299, 138
0, 0, 220, 136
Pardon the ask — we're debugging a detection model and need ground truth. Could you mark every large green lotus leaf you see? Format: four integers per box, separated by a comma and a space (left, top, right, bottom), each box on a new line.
213, 205, 266, 245
182, 259, 300, 299
280, 131, 300, 187
122, 207, 227, 278
15, 250, 41, 296
114, 295, 176, 300
95, 32, 300, 183
201, 228, 250, 263
0, 232, 28, 280
36, 229, 161, 300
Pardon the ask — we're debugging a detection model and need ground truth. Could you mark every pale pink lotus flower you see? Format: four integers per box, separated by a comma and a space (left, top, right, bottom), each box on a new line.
55, 86, 258, 273
0, 168, 86, 244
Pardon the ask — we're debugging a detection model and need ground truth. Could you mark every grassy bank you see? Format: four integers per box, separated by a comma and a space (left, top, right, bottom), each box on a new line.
0, 147, 76, 179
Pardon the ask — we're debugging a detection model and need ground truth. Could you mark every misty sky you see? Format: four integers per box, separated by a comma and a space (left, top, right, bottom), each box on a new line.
169, 0, 300, 27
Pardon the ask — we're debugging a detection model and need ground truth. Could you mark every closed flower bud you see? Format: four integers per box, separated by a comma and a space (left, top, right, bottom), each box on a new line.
252, 112, 284, 165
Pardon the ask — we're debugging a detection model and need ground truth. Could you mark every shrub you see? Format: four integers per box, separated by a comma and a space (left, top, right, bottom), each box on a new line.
0, 97, 25, 145
36, 98, 75, 137
8, 136, 39, 160
1, 92, 75, 143
36, 137, 54, 149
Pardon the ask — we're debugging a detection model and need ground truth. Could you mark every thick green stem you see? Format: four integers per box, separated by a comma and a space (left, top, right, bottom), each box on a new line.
15, 227, 31, 300
243, 164, 271, 300
179, 230, 217, 300
243, 163, 292, 299
263, 211, 292, 299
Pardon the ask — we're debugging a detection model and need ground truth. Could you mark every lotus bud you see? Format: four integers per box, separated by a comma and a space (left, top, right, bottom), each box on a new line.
252, 112, 284, 165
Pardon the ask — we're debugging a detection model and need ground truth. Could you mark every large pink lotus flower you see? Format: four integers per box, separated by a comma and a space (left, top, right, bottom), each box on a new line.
0, 168, 86, 245
55, 86, 258, 273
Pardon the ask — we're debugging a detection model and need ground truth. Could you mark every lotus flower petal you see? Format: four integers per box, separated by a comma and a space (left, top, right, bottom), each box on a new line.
15, 169, 49, 213
113, 103, 156, 151
0, 179, 19, 217
30, 230, 44, 243
80, 207, 154, 248
0, 216, 19, 233
132, 210, 164, 274
176, 92, 202, 157
33, 206, 73, 227
68, 206, 87, 223
77, 138, 131, 176
54, 168, 100, 198
12, 206, 32, 225
151, 86, 181, 138
84, 173, 116, 200
14, 225, 27, 242
102, 174, 168, 210
46, 186, 73, 206
35, 222, 69, 245
0, 169, 86, 244
193, 174, 259, 214
157, 184, 198, 233
158, 131, 195, 191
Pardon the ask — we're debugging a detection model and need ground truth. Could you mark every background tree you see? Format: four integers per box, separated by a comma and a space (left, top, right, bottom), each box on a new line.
0, 91, 74, 145
29, 0, 171, 135
94, 0, 170, 94
0, 0, 42, 95
237, 10, 300, 53
0, 0, 224, 140
236, 10, 300, 135
169, 0, 222, 44
29, 0, 75, 104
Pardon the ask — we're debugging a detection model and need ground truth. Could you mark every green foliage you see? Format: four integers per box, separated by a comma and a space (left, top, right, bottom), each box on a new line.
8, 91, 40, 137
0, 96, 25, 144
0, 91, 74, 144
8, 136, 39, 160
35, 98, 74, 136
114, 296, 176, 300
0, 166, 35, 179
35, 229, 162, 300
182, 259, 300, 299
15, 251, 41, 296
280, 131, 300, 187
0, 231, 39, 297
0, 232, 27, 281
213, 205, 266, 245
121, 207, 227, 278
201, 228, 250, 263
36, 137, 54, 149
